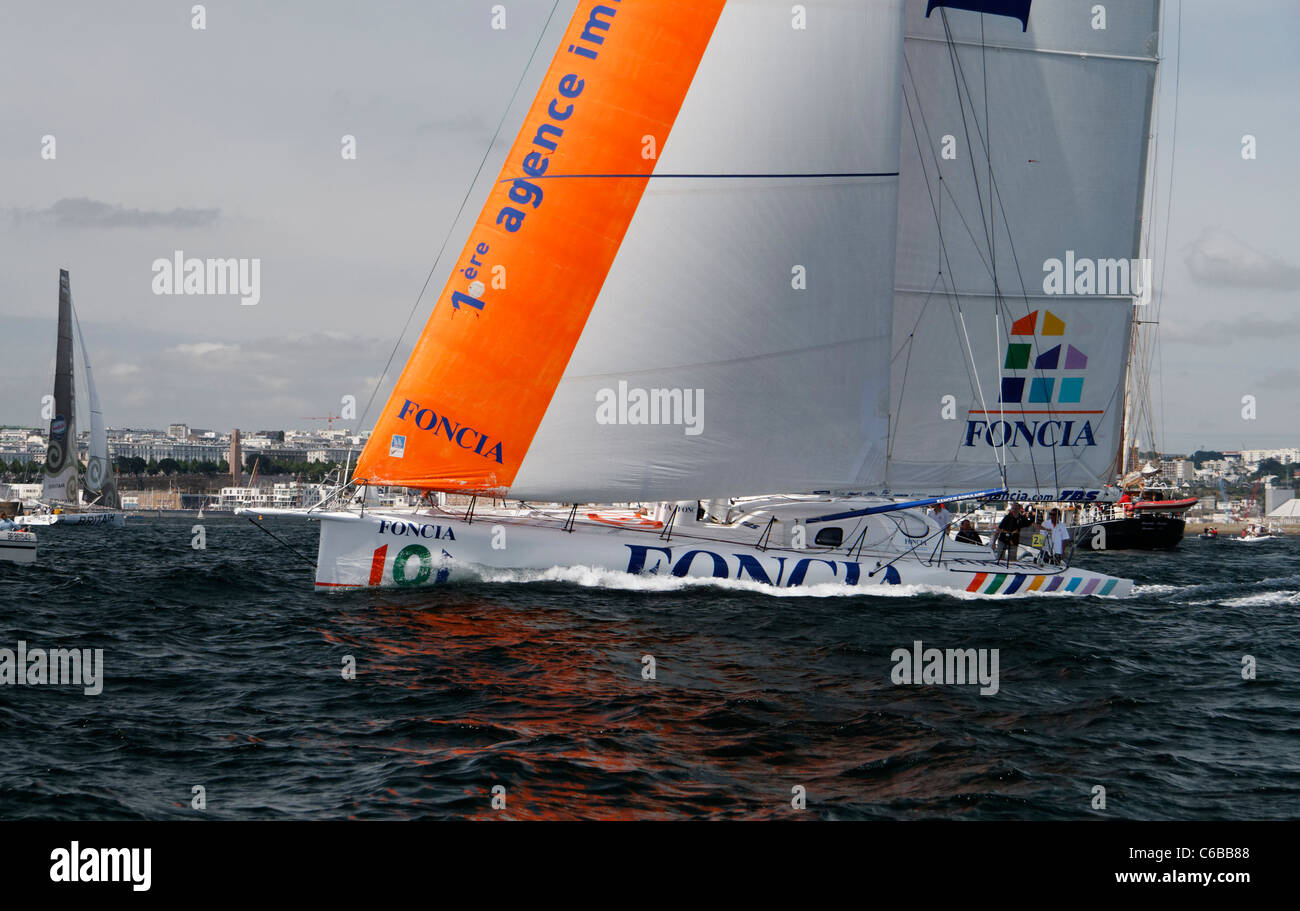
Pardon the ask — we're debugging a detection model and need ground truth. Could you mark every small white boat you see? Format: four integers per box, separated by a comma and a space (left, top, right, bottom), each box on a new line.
0, 528, 37, 564
1238, 523, 1277, 541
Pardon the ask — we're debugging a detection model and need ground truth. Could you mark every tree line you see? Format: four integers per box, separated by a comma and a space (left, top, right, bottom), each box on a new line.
3, 457, 344, 484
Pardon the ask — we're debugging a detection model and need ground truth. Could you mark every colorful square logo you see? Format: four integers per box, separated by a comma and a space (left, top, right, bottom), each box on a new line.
997, 310, 1087, 405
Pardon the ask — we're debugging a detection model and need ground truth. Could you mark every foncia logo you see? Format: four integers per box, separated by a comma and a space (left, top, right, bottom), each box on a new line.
964, 310, 1099, 449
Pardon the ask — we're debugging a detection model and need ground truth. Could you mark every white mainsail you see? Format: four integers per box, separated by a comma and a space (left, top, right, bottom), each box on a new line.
509, 1, 906, 502
73, 305, 115, 502
886, 0, 1161, 496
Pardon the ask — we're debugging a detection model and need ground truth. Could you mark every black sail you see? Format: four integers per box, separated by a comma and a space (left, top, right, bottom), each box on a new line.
42, 270, 80, 503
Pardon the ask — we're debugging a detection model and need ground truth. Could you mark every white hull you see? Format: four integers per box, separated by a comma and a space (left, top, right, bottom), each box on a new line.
16, 511, 125, 527
296, 499, 1133, 598
0, 529, 37, 563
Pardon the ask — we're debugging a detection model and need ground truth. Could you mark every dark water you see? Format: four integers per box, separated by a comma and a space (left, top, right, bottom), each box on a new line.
1, 517, 1296, 820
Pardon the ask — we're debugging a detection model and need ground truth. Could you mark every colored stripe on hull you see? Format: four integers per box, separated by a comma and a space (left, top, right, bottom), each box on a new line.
368, 544, 388, 587
966, 572, 988, 592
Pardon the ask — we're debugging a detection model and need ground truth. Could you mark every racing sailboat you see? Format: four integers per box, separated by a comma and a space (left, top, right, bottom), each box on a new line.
17, 270, 125, 528
272, 0, 1162, 596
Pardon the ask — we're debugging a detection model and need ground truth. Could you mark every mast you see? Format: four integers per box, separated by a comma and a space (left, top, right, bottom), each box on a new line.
1117, 314, 1138, 480
42, 270, 80, 504
1120, 0, 1170, 486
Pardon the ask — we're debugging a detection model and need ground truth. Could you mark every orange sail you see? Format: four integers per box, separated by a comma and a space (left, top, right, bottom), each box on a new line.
354, 1, 726, 492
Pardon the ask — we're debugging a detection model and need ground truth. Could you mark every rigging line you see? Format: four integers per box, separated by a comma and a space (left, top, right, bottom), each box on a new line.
905, 35, 1001, 478
941, 11, 997, 278
983, 17, 997, 304
888, 272, 946, 463
1157, 334, 1167, 455
246, 517, 317, 569
900, 57, 984, 406
981, 14, 1028, 492
942, 21, 1044, 481
985, 171, 1064, 490
902, 53, 996, 285
351, 0, 564, 442
1153, 0, 1182, 454
943, 12, 1071, 493
995, 314, 1007, 478
1155, 0, 1182, 322
1124, 2, 1174, 465
891, 271, 943, 365
895, 83, 963, 373
959, 307, 997, 472
903, 60, 1006, 480
942, 12, 1019, 485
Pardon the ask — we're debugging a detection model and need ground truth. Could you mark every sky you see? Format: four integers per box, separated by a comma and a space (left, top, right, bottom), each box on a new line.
0, 0, 1297, 455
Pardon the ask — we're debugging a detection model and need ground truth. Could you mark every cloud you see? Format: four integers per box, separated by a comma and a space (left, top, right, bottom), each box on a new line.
10, 197, 220, 229
1164, 314, 1300, 346
1183, 228, 1300, 290
1, 321, 404, 430
1260, 368, 1300, 389
171, 342, 238, 358
414, 111, 493, 135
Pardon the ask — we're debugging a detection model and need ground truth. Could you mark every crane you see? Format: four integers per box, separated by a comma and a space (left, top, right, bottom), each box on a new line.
301, 412, 340, 429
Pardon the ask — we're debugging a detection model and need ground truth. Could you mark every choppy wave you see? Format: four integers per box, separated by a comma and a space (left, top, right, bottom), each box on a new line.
2, 519, 1296, 820
1220, 590, 1300, 607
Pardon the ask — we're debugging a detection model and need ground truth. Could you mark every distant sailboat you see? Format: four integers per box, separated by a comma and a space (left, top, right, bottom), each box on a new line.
17, 270, 125, 528
258, 0, 1159, 597
0, 517, 36, 563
